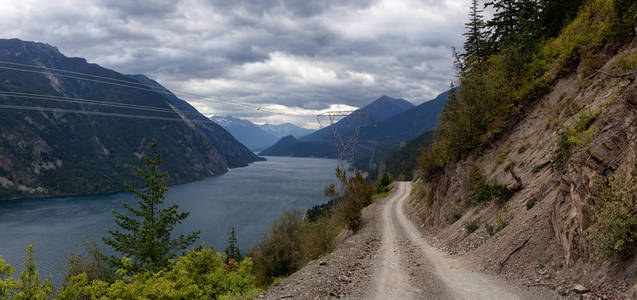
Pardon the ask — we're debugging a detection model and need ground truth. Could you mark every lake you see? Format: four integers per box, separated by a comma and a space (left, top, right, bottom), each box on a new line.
0, 156, 339, 284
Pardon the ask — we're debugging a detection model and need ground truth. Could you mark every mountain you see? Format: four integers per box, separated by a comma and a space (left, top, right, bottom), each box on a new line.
261, 93, 448, 163
258, 123, 314, 139
259, 135, 336, 157
301, 95, 415, 143
0, 38, 260, 200
210, 115, 279, 151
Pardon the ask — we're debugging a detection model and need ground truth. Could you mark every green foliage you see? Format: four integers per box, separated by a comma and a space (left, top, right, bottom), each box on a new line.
58, 248, 261, 300
585, 174, 637, 259
333, 168, 373, 232
526, 197, 537, 210
496, 148, 510, 165
552, 109, 599, 169
61, 238, 113, 284
102, 140, 200, 273
486, 213, 509, 236
451, 211, 462, 223
531, 165, 542, 173
472, 181, 513, 205
250, 210, 342, 285
0, 245, 53, 300
371, 191, 391, 201
376, 173, 394, 194
225, 227, 243, 264
418, 0, 618, 180
464, 219, 479, 234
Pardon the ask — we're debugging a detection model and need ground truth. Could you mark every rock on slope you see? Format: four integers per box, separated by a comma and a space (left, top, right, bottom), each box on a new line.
0, 39, 260, 200
408, 36, 637, 297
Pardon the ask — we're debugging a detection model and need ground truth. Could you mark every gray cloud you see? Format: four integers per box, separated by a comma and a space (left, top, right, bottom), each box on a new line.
0, 0, 468, 128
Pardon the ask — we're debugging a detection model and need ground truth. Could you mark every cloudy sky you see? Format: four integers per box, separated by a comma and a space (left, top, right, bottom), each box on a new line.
0, 0, 468, 128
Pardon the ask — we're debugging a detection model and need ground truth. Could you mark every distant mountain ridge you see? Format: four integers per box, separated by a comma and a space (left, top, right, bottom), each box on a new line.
261, 92, 449, 165
0, 38, 260, 199
259, 123, 314, 139
210, 116, 314, 151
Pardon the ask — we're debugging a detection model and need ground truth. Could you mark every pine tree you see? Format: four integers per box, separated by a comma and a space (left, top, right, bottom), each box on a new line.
225, 226, 243, 263
484, 0, 520, 49
102, 140, 200, 273
462, 0, 488, 67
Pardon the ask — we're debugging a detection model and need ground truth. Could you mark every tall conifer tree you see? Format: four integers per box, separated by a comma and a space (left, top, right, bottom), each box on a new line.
462, 0, 488, 68
102, 140, 200, 272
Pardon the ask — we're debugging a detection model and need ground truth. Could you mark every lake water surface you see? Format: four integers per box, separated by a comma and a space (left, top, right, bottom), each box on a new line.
0, 156, 338, 284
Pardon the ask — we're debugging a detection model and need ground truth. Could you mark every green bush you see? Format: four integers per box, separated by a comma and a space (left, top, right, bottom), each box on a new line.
585, 175, 637, 259
0, 245, 53, 300
552, 109, 599, 169
526, 197, 537, 210
485, 213, 508, 236
472, 181, 513, 205
59, 248, 261, 299
450, 211, 462, 223
464, 219, 479, 234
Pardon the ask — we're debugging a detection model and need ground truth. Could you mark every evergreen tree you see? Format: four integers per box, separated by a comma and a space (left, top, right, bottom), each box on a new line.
462, 0, 489, 67
102, 140, 200, 273
485, 0, 520, 49
225, 226, 243, 263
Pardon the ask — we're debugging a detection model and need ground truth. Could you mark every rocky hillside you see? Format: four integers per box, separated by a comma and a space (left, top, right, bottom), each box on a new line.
0, 39, 260, 200
408, 1, 637, 297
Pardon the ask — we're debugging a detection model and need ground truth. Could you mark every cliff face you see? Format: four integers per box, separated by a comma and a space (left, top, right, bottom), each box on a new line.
0, 39, 260, 199
409, 37, 637, 293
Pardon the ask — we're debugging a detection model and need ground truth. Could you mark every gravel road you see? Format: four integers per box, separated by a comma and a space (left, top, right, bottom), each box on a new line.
263, 182, 558, 299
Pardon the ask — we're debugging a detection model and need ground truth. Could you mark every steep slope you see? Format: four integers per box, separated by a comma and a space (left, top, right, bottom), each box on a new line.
408, 3, 637, 297
259, 123, 314, 139
210, 115, 279, 151
0, 39, 260, 199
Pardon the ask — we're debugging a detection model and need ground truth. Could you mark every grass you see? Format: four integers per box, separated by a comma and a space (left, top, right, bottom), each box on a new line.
372, 191, 391, 201
496, 148, 510, 165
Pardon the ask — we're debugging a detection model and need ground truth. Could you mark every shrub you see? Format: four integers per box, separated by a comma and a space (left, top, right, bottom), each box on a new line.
472, 181, 513, 205
464, 219, 479, 234
552, 109, 600, 169
585, 175, 637, 259
0, 245, 54, 299
59, 248, 261, 299
526, 198, 537, 210
496, 148, 510, 165
531, 165, 542, 173
250, 211, 305, 284
61, 238, 113, 283
450, 211, 462, 223
485, 213, 508, 236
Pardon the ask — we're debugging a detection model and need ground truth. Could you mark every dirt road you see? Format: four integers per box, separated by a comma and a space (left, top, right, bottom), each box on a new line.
263, 182, 557, 299
370, 182, 533, 299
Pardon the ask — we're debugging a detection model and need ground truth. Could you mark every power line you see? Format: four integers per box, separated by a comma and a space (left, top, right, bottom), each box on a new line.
0, 65, 170, 94
0, 62, 312, 119
0, 61, 159, 88
0, 104, 206, 122
0, 91, 205, 117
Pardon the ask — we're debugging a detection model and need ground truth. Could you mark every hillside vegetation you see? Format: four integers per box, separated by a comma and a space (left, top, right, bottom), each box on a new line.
410, 0, 637, 296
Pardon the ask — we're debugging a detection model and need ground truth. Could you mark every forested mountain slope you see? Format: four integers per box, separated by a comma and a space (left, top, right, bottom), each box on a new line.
407, 0, 637, 297
0, 39, 260, 199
